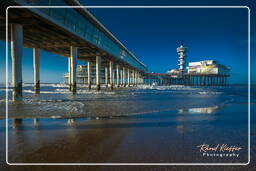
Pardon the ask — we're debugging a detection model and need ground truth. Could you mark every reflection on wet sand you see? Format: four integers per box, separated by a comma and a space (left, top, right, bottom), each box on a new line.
67, 118, 76, 125
6, 104, 249, 164
9, 119, 130, 163
12, 119, 22, 128
178, 105, 220, 114
33, 118, 39, 127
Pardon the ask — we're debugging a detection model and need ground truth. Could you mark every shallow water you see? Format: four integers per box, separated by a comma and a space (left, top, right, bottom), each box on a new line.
0, 84, 253, 164
0, 84, 252, 119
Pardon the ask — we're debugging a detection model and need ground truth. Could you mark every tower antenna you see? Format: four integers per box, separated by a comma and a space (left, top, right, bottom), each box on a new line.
177, 42, 188, 72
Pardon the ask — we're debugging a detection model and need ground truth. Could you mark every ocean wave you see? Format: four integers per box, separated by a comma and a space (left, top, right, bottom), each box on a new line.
23, 90, 69, 94
23, 83, 68, 88
136, 85, 201, 91
22, 99, 85, 114
198, 91, 223, 95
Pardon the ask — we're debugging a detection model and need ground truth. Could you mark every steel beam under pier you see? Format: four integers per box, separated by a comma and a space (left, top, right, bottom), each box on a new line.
96, 56, 101, 91
11, 24, 23, 101
133, 70, 136, 86
123, 67, 126, 87
120, 68, 123, 86
70, 46, 77, 93
109, 61, 114, 89
127, 68, 130, 86
33, 48, 40, 94
105, 65, 108, 88
116, 64, 120, 87
87, 61, 91, 90
68, 57, 71, 90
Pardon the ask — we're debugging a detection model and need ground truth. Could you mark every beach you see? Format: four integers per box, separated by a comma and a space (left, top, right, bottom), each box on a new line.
0, 84, 253, 168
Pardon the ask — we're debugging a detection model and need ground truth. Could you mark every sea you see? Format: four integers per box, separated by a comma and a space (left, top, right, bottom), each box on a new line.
0, 83, 255, 167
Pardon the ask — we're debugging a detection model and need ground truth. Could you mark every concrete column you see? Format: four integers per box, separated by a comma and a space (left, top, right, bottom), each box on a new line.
137, 72, 139, 85
11, 24, 23, 101
120, 68, 123, 86
116, 64, 120, 87
136, 71, 138, 85
133, 70, 136, 86
127, 68, 130, 86
87, 61, 91, 89
109, 61, 113, 89
113, 68, 116, 86
123, 67, 126, 87
134, 71, 137, 85
96, 56, 101, 90
68, 57, 71, 90
33, 48, 40, 94
105, 65, 108, 88
70, 46, 77, 93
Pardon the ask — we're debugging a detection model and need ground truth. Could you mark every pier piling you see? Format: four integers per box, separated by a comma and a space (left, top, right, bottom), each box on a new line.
70, 46, 77, 93
33, 48, 40, 94
96, 56, 101, 91
87, 61, 91, 90
123, 67, 126, 87
11, 24, 23, 101
116, 64, 120, 87
105, 65, 108, 88
109, 61, 114, 89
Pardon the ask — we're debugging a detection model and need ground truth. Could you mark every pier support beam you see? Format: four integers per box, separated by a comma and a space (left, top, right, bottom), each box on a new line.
33, 48, 40, 94
68, 57, 71, 90
70, 46, 77, 93
105, 65, 108, 88
133, 70, 136, 86
11, 24, 23, 101
96, 56, 101, 91
120, 68, 123, 86
116, 64, 120, 87
127, 68, 130, 86
109, 61, 114, 89
123, 67, 126, 87
87, 61, 91, 89
134, 72, 137, 85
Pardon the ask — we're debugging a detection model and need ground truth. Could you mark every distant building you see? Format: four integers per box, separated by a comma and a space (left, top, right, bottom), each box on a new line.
187, 60, 230, 75
64, 65, 104, 84
177, 44, 188, 71
166, 42, 230, 77
166, 43, 188, 75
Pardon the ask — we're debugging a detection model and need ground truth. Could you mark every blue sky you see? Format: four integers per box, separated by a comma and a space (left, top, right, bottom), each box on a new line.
0, 0, 255, 84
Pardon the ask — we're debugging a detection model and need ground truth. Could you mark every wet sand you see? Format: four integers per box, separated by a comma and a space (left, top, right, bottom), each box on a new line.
0, 104, 255, 170
0, 84, 254, 170
1, 104, 250, 162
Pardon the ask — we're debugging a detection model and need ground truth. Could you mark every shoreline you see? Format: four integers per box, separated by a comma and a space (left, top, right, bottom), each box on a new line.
1, 103, 252, 121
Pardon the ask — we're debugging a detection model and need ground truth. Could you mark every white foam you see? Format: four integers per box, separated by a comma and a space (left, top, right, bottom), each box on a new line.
22, 83, 68, 87
198, 91, 223, 95
22, 99, 85, 114
136, 84, 200, 91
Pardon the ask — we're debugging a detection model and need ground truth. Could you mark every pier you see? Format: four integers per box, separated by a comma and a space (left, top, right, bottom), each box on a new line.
144, 73, 229, 86
1, 0, 147, 101
1, 1, 230, 102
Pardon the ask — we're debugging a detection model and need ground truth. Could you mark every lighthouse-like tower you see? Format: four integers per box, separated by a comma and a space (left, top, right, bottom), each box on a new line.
176, 43, 188, 72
